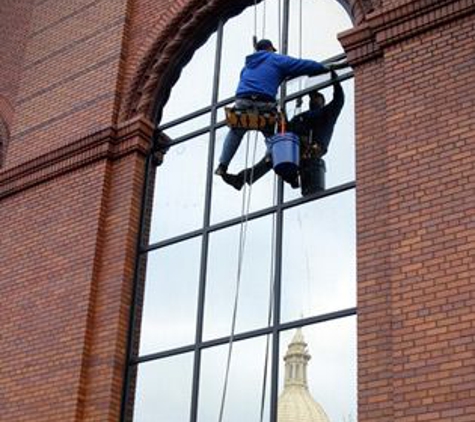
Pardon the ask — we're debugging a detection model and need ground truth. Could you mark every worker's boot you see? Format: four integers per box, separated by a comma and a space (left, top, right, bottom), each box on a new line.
221, 172, 245, 191
239, 156, 273, 185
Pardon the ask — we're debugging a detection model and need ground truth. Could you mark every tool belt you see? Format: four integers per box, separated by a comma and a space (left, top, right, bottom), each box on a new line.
225, 97, 277, 133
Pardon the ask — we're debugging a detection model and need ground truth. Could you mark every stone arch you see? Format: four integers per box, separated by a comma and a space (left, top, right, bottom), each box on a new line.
123, 0, 374, 123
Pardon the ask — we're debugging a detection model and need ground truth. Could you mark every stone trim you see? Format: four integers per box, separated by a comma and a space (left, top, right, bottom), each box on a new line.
340, 0, 475, 65
0, 115, 155, 200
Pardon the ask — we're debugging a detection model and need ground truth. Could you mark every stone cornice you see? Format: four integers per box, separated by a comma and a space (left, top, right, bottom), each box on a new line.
339, 0, 475, 65
0, 115, 156, 200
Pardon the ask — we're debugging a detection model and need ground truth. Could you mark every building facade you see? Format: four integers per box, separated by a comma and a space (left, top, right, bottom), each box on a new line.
0, 0, 474, 421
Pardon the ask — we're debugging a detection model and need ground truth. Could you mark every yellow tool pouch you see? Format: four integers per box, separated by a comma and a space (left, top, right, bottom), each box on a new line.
225, 107, 277, 133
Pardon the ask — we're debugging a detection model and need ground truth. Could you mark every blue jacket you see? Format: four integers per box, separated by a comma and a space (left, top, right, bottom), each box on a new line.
236, 51, 327, 100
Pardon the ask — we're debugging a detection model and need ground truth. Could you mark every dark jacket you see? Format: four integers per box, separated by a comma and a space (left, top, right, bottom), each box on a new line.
236, 51, 327, 100
289, 79, 344, 152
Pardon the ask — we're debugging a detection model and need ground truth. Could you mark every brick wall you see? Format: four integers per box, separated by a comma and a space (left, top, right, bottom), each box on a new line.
341, 0, 475, 420
6, 0, 130, 168
385, 13, 474, 421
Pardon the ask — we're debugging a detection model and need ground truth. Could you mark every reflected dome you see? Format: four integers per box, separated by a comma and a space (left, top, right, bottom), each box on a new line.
278, 329, 330, 422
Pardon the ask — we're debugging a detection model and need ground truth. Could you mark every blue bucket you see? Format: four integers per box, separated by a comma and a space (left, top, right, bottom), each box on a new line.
267, 132, 300, 178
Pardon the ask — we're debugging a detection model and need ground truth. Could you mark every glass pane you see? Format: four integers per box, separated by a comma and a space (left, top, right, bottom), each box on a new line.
219, 0, 282, 101
204, 216, 274, 341
211, 127, 276, 224
139, 239, 200, 355
288, 0, 352, 60
161, 33, 217, 124
198, 336, 271, 422
133, 353, 193, 422
149, 134, 209, 243
325, 78, 355, 187
162, 111, 212, 140
279, 318, 357, 422
281, 190, 356, 322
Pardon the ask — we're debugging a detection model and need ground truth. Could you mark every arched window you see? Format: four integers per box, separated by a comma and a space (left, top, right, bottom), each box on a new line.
124, 1, 356, 421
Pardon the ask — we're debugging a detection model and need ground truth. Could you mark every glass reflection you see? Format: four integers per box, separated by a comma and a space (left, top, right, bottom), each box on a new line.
162, 112, 212, 140
281, 190, 356, 322
278, 318, 357, 422
133, 353, 193, 422
149, 135, 208, 243
211, 127, 276, 224
287, 0, 351, 60
284, 78, 354, 201
204, 216, 274, 340
198, 337, 271, 422
161, 33, 217, 124
139, 239, 200, 355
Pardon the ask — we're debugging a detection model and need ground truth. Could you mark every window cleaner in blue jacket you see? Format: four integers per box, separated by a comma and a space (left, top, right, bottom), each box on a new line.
215, 39, 330, 181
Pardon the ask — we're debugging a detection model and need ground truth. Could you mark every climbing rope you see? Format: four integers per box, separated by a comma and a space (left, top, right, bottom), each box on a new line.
294, 0, 304, 116
259, 174, 278, 422
253, 0, 258, 42
218, 130, 259, 422
262, 0, 267, 39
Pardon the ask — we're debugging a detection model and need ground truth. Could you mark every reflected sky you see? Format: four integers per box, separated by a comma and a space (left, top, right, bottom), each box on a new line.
281, 190, 356, 322
204, 216, 275, 340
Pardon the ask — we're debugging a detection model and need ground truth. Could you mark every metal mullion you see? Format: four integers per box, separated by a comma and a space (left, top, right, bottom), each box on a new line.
167, 126, 212, 146
134, 307, 357, 365
157, 99, 233, 132
284, 71, 354, 104
161, 72, 353, 144
158, 54, 348, 131
189, 19, 224, 422
167, 120, 227, 147
143, 182, 355, 253
270, 1, 290, 420
159, 105, 213, 131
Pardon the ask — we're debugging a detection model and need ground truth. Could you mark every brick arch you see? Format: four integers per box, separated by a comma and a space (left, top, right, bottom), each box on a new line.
0, 115, 9, 167
0, 93, 13, 167
123, 0, 374, 123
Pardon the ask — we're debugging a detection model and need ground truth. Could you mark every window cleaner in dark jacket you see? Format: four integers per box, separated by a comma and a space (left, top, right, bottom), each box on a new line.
222, 69, 345, 191
215, 39, 329, 181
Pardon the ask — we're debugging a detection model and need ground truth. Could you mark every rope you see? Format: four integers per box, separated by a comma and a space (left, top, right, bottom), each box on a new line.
277, 0, 282, 52
218, 130, 259, 422
295, 0, 304, 116
259, 174, 278, 422
262, 0, 267, 39
253, 0, 258, 42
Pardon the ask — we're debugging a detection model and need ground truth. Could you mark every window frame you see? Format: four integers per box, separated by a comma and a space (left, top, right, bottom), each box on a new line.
121, 2, 356, 420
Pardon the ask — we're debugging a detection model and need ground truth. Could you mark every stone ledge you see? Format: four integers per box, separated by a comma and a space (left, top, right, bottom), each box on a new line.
0, 115, 155, 200
339, 0, 475, 65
